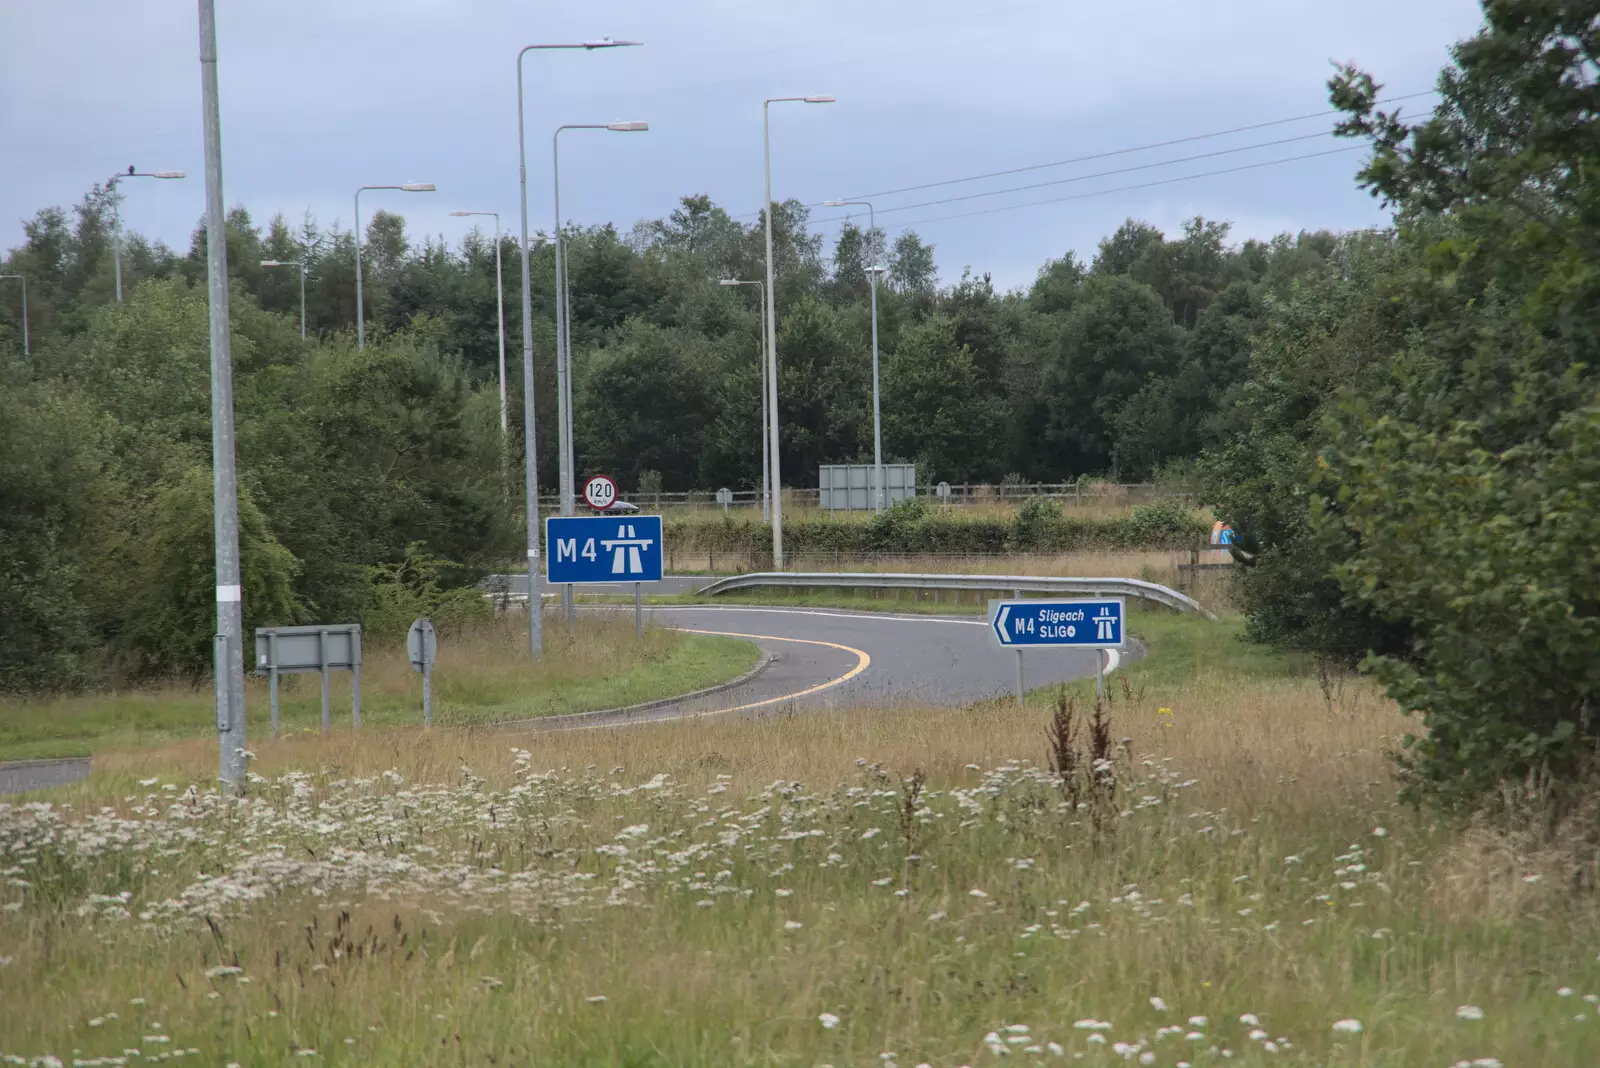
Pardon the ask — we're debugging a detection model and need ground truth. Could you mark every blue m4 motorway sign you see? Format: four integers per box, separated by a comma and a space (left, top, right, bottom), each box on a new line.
989, 598, 1124, 648
546, 515, 664, 584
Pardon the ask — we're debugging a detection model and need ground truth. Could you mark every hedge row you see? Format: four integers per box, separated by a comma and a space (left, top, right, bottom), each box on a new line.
662, 499, 1210, 560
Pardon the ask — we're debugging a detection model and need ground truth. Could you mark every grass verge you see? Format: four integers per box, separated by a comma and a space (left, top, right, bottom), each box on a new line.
3, 615, 1596, 1066
0, 615, 759, 762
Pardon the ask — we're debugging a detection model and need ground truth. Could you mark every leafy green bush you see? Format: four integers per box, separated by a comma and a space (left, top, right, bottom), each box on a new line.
1010, 497, 1063, 550
363, 543, 491, 644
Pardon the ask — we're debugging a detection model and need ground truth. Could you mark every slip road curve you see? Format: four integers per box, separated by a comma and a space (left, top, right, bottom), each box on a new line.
0, 604, 1137, 794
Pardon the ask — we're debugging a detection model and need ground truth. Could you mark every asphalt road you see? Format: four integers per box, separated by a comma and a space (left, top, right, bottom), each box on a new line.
0, 604, 1129, 794
488, 573, 706, 598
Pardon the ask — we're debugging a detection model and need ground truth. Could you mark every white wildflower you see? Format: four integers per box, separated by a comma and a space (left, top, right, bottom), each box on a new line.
1455, 1005, 1485, 1021
1331, 1019, 1363, 1034
1187, 1016, 1207, 1028
1149, 996, 1168, 1012
1372, 827, 1387, 837
1073, 1020, 1112, 1032
784, 921, 803, 930
969, 889, 989, 898
585, 995, 607, 1004
818, 1012, 840, 1030
1238, 1014, 1259, 1027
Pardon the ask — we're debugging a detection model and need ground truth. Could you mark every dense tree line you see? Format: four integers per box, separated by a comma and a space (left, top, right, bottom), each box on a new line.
1205, 0, 1599, 810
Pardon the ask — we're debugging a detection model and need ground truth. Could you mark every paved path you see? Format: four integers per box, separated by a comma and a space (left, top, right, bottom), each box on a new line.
0, 605, 1132, 794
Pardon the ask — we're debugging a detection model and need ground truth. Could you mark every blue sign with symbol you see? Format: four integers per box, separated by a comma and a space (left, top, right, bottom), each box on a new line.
989, 598, 1124, 648
546, 515, 664, 584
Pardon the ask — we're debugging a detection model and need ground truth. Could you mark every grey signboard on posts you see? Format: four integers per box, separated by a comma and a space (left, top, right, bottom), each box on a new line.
818, 463, 916, 512
254, 623, 363, 737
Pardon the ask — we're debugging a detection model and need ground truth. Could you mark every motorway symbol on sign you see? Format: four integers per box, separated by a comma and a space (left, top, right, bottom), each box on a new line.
583, 474, 618, 511
546, 515, 665, 584
989, 598, 1124, 648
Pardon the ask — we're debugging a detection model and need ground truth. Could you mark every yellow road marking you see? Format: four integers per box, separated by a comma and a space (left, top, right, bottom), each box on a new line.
559, 628, 871, 732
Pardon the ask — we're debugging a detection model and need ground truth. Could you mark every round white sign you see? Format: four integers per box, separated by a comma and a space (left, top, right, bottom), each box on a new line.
583, 474, 618, 510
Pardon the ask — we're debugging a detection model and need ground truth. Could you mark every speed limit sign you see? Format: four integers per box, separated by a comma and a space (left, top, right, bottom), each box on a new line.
582, 474, 618, 511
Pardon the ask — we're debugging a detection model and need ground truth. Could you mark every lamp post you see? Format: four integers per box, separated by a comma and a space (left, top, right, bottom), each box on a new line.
553, 121, 648, 519
718, 278, 769, 521
515, 38, 642, 662
0, 274, 25, 356
354, 183, 434, 350
448, 211, 508, 433
258, 260, 305, 339
824, 198, 886, 512
762, 94, 834, 569
196, 0, 246, 791
106, 167, 185, 303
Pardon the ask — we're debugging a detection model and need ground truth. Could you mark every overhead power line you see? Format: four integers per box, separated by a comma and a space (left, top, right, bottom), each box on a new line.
841, 90, 1435, 202
825, 130, 1336, 221
815, 145, 1367, 232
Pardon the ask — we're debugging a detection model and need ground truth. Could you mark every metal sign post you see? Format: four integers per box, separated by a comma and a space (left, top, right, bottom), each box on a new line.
987, 598, 1125, 706
408, 618, 439, 727
635, 581, 643, 640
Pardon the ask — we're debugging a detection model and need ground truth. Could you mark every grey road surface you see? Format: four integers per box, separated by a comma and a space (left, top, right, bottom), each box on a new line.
0, 605, 1129, 794
508, 604, 1129, 732
0, 758, 92, 795
488, 573, 706, 598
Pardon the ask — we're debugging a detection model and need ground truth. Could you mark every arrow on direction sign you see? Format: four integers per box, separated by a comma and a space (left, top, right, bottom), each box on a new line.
992, 604, 1012, 645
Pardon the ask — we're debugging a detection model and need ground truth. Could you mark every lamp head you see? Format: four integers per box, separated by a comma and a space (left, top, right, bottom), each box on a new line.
803, 95, 836, 104
152, 171, 185, 179
400, 183, 436, 192
606, 121, 649, 132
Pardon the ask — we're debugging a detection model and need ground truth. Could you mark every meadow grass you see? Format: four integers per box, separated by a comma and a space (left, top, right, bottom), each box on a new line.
2, 612, 1596, 1066
0, 615, 758, 762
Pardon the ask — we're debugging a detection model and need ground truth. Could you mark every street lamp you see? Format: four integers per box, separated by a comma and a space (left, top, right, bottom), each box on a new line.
448, 210, 508, 433
0, 274, 26, 356
515, 38, 642, 662
718, 278, 769, 521
763, 94, 834, 568
824, 198, 886, 513
553, 120, 648, 520
106, 167, 185, 302
258, 260, 305, 339
354, 182, 435, 350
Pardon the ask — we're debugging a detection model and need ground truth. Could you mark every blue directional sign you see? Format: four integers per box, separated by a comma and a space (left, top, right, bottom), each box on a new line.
989, 598, 1124, 648
546, 515, 664, 584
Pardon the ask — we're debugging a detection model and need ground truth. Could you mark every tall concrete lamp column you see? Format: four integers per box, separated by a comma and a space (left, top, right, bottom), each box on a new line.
762, 93, 835, 568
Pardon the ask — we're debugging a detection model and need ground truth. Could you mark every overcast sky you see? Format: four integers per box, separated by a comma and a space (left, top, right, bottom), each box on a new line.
2, 0, 1486, 291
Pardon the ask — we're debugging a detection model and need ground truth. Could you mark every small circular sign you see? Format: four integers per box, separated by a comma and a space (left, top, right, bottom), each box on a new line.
583, 474, 618, 511
936, 481, 952, 499
715, 487, 734, 505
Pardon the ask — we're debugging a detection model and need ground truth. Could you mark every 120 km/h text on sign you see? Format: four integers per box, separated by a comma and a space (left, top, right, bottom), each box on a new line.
989, 598, 1124, 648
546, 515, 665, 585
